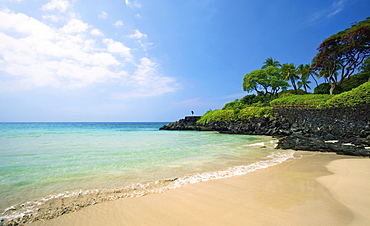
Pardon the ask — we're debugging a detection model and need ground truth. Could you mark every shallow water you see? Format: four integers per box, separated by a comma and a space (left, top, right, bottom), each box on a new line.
0, 122, 293, 224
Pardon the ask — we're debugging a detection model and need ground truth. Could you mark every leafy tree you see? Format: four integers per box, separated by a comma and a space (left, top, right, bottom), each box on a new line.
340, 72, 370, 91
298, 77, 311, 93
278, 89, 308, 98
296, 64, 312, 92
359, 58, 370, 75
243, 66, 290, 100
297, 63, 318, 86
239, 94, 264, 105
261, 57, 281, 69
281, 63, 299, 93
312, 17, 370, 94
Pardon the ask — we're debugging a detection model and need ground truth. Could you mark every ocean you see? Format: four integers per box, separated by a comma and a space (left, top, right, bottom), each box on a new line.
0, 122, 293, 224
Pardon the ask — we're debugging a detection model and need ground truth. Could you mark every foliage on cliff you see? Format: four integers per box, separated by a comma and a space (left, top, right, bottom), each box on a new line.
270, 94, 331, 108
311, 17, 370, 94
197, 107, 273, 125
325, 81, 370, 107
314, 72, 370, 94
270, 81, 370, 108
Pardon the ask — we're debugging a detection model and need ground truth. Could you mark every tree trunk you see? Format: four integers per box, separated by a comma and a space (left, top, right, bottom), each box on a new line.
329, 83, 336, 95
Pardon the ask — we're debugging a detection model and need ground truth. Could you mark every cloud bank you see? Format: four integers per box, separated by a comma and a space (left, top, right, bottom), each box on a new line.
0, 1, 179, 99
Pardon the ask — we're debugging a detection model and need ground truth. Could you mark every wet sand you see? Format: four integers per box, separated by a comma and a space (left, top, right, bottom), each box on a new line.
31, 152, 370, 226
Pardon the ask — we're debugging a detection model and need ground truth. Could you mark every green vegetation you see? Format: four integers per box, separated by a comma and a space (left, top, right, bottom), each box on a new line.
222, 95, 266, 110
197, 110, 237, 125
197, 107, 273, 125
312, 17, 370, 94
237, 107, 273, 121
314, 73, 370, 94
242, 66, 290, 100
271, 81, 370, 108
197, 18, 369, 125
270, 94, 331, 108
325, 81, 370, 107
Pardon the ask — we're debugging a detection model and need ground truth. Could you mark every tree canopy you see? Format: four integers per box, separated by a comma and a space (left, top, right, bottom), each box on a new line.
261, 57, 281, 69
243, 66, 290, 99
312, 17, 370, 94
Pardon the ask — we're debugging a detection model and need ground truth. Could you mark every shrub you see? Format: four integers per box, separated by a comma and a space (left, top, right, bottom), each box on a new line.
314, 73, 370, 94
270, 94, 331, 108
278, 89, 308, 97
197, 107, 273, 125
222, 95, 266, 110
222, 100, 245, 110
271, 81, 370, 108
324, 81, 370, 107
197, 110, 237, 125
340, 72, 370, 92
240, 94, 265, 105
314, 83, 343, 94
237, 107, 273, 121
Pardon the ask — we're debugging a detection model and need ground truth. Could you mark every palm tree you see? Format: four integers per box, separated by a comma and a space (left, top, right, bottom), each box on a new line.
262, 57, 281, 69
297, 75, 312, 92
297, 63, 318, 87
282, 63, 299, 93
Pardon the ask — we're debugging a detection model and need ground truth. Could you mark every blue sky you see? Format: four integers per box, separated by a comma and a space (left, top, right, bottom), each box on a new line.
0, 0, 369, 122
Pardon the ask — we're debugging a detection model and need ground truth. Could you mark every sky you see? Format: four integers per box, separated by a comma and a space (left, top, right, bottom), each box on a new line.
0, 0, 369, 122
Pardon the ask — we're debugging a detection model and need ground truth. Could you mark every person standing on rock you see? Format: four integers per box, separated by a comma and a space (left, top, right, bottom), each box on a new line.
191, 111, 194, 116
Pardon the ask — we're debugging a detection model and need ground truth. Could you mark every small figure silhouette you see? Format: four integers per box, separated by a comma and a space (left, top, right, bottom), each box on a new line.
191, 111, 194, 116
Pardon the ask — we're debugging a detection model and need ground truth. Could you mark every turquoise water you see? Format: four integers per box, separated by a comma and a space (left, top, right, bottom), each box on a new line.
0, 122, 293, 222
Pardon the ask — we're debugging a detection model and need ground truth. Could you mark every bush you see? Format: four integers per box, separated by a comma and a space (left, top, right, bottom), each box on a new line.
314, 83, 343, 94
314, 73, 370, 94
237, 107, 273, 121
222, 100, 245, 110
271, 81, 370, 108
278, 89, 308, 97
197, 110, 237, 125
270, 94, 331, 108
240, 95, 265, 105
340, 72, 370, 92
197, 107, 273, 125
325, 81, 370, 107
222, 95, 266, 110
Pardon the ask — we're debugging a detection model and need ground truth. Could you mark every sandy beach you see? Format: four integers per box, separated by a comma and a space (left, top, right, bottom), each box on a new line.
31, 151, 370, 226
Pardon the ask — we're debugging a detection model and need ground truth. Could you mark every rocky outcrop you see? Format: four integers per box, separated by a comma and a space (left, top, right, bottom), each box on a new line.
160, 104, 370, 156
277, 135, 370, 156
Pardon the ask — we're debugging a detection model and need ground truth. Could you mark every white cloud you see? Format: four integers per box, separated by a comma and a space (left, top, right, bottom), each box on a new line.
0, 9, 178, 98
42, 14, 62, 22
128, 29, 147, 39
42, 0, 69, 13
103, 38, 133, 60
60, 19, 89, 33
0, 10, 120, 89
124, 0, 141, 8
114, 58, 179, 99
114, 20, 124, 28
0, 9, 55, 39
309, 0, 347, 23
91, 28, 103, 36
98, 11, 108, 19
328, 0, 347, 17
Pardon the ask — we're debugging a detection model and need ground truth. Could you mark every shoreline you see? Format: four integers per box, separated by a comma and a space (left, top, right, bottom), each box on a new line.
1, 141, 292, 225
30, 151, 370, 226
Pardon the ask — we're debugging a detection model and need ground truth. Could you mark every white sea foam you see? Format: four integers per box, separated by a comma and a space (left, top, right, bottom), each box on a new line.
1, 150, 294, 225
244, 142, 265, 147
171, 150, 294, 188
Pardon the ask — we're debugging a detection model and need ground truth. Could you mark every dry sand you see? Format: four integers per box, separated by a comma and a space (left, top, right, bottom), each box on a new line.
31, 152, 370, 226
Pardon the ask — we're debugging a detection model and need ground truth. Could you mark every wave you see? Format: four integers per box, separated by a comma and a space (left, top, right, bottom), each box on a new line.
0, 150, 294, 226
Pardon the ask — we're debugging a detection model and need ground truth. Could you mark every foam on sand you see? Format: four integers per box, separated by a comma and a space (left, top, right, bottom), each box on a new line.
1, 151, 293, 225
